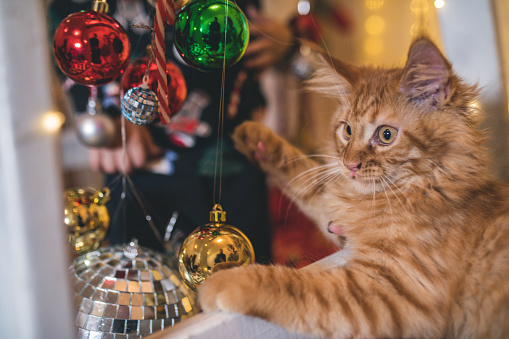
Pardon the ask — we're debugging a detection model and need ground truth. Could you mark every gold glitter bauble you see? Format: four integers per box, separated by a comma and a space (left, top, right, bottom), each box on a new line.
178, 204, 255, 291
64, 187, 111, 255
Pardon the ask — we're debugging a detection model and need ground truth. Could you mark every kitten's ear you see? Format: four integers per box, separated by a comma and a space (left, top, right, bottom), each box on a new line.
400, 38, 452, 109
305, 41, 361, 99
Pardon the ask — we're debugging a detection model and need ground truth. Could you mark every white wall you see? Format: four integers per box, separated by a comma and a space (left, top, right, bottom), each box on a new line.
437, 0, 509, 181
0, 0, 74, 338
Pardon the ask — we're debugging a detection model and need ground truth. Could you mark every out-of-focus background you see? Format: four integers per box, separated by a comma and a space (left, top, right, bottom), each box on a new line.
1, 0, 508, 337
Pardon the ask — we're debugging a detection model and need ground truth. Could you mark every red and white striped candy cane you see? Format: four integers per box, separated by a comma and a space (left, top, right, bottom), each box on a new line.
154, 0, 176, 124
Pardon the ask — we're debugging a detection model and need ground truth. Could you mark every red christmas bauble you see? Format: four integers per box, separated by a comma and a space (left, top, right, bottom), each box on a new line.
290, 14, 322, 43
120, 57, 187, 115
53, 10, 131, 86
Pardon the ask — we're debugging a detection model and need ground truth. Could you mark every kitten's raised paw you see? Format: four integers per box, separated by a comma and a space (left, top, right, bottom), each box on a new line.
232, 121, 288, 172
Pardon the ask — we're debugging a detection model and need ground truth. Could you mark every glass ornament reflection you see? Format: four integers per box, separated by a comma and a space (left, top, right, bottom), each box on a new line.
64, 187, 111, 255
52, 1, 130, 86
174, 0, 249, 71
120, 53, 187, 115
178, 204, 255, 291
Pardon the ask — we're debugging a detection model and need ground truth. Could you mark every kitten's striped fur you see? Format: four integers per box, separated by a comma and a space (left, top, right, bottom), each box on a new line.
198, 38, 509, 338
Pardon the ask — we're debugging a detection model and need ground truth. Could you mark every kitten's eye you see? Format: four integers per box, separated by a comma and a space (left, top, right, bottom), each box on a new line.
377, 126, 398, 145
343, 123, 352, 140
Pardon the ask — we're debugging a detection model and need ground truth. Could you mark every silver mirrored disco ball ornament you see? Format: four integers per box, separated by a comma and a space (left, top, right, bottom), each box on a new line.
72, 240, 197, 338
121, 84, 159, 125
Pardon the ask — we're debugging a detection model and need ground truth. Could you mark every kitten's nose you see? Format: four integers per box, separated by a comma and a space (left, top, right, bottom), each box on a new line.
345, 162, 361, 178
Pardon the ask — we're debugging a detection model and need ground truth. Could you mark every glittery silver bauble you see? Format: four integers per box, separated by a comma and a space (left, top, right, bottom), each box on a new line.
76, 113, 116, 147
121, 85, 159, 125
72, 243, 197, 338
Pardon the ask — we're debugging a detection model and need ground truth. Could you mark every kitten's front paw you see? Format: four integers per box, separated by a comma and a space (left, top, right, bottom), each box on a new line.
232, 121, 288, 172
198, 265, 259, 314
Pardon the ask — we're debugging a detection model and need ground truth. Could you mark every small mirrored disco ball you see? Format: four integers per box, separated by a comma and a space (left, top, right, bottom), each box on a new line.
121, 86, 159, 125
72, 242, 197, 338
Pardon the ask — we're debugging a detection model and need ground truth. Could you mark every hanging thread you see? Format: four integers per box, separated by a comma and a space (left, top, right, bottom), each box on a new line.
212, 2, 231, 205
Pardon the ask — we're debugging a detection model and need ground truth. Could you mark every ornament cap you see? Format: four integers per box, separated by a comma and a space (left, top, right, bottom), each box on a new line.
123, 238, 141, 259
92, 0, 109, 14
209, 204, 226, 223
146, 44, 153, 57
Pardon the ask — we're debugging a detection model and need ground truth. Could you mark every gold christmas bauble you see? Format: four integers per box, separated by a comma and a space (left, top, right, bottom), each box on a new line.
178, 204, 255, 291
64, 187, 110, 255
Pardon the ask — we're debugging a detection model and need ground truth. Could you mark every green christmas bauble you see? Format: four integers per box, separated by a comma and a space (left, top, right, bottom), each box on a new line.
174, 0, 249, 72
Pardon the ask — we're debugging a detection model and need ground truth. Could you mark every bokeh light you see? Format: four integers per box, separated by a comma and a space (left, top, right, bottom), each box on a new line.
41, 111, 65, 133
434, 0, 445, 9
365, 15, 385, 35
298, 0, 311, 15
410, 0, 429, 15
365, 0, 384, 10
410, 22, 429, 36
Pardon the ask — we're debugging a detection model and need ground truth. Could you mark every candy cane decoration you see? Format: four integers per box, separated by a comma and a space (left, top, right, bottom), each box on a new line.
154, 0, 176, 124
227, 70, 247, 119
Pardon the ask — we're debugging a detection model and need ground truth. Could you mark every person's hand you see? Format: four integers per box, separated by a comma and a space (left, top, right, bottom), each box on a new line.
243, 5, 294, 73
89, 119, 163, 174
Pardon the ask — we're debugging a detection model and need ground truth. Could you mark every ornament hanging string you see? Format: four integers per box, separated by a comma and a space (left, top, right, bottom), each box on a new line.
154, 0, 176, 124
109, 6, 175, 246
213, 1, 231, 205
95, 3, 170, 248
128, 22, 156, 91
120, 116, 128, 244
117, 110, 164, 246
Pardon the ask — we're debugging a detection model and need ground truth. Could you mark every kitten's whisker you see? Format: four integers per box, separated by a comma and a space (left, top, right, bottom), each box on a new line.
383, 175, 415, 214
286, 169, 335, 204
293, 166, 341, 200
284, 154, 341, 165
288, 166, 332, 187
380, 178, 394, 218
297, 174, 338, 212
371, 178, 377, 219
373, 178, 379, 215
381, 176, 414, 220
288, 163, 338, 187
293, 168, 342, 207
307, 170, 342, 203
281, 168, 339, 221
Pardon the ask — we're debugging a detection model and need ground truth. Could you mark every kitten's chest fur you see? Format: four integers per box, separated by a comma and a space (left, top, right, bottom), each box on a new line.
326, 179, 506, 250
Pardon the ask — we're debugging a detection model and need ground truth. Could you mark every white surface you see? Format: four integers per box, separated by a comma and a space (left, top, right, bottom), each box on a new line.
150, 312, 313, 339
147, 251, 347, 339
0, 1, 75, 338
437, 0, 509, 180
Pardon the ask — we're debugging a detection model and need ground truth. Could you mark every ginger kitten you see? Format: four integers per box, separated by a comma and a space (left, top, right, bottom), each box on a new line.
198, 38, 509, 338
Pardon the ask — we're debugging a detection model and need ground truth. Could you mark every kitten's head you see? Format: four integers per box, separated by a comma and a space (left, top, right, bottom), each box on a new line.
308, 38, 485, 195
